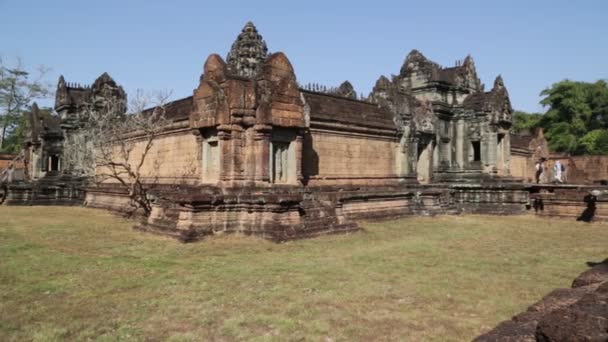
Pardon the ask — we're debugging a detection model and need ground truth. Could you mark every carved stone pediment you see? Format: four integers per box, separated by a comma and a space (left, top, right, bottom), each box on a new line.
468, 123, 481, 140
412, 99, 435, 134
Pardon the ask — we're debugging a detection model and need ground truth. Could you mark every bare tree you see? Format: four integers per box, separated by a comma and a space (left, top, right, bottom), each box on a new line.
65, 90, 171, 216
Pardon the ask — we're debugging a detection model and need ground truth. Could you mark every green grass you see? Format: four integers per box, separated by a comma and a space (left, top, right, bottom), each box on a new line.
1, 207, 607, 341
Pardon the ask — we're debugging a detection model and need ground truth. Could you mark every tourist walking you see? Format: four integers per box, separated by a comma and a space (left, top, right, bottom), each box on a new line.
553, 160, 563, 184
535, 160, 542, 184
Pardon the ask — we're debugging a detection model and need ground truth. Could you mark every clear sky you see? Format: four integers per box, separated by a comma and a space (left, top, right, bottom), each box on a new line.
1, 0, 607, 113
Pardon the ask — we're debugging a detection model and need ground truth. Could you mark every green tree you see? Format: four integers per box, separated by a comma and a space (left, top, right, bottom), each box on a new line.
2, 106, 53, 154
580, 129, 608, 155
538, 79, 608, 155
512, 110, 542, 134
0, 58, 51, 153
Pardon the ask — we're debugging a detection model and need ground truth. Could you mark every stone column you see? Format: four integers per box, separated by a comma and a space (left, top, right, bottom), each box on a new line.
295, 130, 304, 184
448, 120, 454, 168
217, 125, 233, 182
486, 128, 498, 173
253, 124, 271, 183
503, 133, 511, 175
408, 136, 418, 177
455, 119, 465, 170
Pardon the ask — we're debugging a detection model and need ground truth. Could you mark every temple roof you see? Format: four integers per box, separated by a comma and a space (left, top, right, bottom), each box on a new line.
303, 91, 396, 131
510, 134, 534, 150
162, 96, 192, 121
26, 103, 62, 143
463, 75, 511, 113
55, 73, 126, 111
140, 96, 192, 122
400, 50, 482, 91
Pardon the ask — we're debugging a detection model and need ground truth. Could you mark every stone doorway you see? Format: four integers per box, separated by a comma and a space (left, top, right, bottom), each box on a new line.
271, 141, 290, 183
48, 155, 60, 172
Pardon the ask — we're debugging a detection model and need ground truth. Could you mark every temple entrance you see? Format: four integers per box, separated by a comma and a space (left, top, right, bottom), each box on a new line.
271, 142, 290, 183
417, 138, 434, 184
470, 141, 481, 162
48, 155, 60, 172
202, 137, 220, 183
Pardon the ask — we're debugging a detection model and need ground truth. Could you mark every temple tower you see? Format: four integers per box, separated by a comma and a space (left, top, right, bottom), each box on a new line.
191, 22, 305, 187
226, 21, 269, 78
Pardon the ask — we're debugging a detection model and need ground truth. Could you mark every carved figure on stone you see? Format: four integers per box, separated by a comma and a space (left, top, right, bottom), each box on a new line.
412, 98, 435, 134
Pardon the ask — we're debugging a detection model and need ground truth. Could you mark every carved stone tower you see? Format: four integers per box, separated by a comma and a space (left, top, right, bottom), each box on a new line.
192, 23, 305, 187
54, 73, 126, 177
226, 21, 269, 78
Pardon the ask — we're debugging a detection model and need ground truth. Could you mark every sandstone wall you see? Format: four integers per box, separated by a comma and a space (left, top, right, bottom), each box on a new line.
510, 153, 533, 182
303, 130, 400, 185
0, 154, 24, 172
98, 128, 201, 185
570, 155, 608, 183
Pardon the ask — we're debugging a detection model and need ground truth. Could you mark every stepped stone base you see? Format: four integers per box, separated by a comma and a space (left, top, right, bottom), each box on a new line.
12, 177, 608, 242
1, 176, 85, 206
84, 182, 530, 242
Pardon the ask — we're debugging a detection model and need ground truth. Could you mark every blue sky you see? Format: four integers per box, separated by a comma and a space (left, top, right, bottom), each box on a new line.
1, 0, 607, 113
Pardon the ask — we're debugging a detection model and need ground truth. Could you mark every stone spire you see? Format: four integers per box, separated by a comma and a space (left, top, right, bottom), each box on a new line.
336, 81, 356, 99
459, 54, 482, 92
55, 75, 69, 110
226, 21, 269, 78
400, 49, 439, 77
463, 54, 474, 68
493, 74, 505, 90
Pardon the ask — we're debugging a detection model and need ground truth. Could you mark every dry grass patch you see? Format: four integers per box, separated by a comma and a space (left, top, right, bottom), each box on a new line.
1, 207, 607, 341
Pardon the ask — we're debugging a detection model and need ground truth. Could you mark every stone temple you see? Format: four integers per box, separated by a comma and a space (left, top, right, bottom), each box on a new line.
5, 22, 603, 241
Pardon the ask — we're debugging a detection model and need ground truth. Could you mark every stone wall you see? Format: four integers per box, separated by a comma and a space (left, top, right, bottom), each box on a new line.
0, 154, 21, 170
510, 152, 533, 182
303, 130, 400, 185
530, 185, 608, 222
302, 90, 404, 186
2, 179, 85, 206
97, 124, 201, 186
570, 155, 608, 183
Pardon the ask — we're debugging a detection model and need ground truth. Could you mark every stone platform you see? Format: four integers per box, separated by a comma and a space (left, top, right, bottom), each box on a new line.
83, 181, 530, 242
8, 178, 608, 242
529, 184, 608, 222
1, 177, 85, 206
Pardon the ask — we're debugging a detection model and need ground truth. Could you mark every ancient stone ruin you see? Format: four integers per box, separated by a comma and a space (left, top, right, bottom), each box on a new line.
475, 259, 608, 341
2, 22, 607, 239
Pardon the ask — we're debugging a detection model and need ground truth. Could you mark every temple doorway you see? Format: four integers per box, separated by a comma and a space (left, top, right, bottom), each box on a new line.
48, 155, 60, 172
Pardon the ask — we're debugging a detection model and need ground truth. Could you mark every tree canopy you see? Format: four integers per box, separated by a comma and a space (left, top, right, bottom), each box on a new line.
0, 59, 51, 154
514, 79, 608, 155
512, 110, 542, 135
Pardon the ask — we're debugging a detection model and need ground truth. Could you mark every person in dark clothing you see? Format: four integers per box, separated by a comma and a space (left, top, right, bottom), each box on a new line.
535, 160, 543, 184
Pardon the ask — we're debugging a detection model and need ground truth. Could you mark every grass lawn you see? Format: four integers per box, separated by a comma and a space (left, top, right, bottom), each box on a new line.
1, 207, 607, 341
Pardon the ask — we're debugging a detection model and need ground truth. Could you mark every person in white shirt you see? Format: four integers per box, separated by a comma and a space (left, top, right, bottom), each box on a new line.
553, 160, 563, 184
